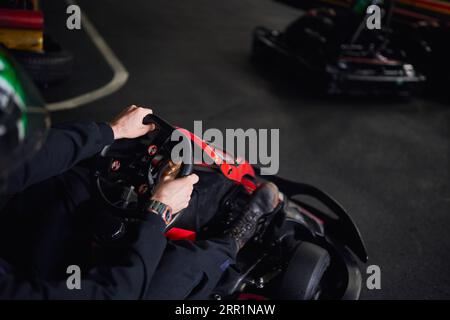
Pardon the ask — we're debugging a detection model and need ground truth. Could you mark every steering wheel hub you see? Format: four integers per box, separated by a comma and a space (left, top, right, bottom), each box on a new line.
95, 114, 193, 214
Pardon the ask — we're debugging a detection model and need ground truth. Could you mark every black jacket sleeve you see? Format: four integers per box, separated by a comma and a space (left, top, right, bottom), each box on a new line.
0, 214, 167, 299
5, 122, 114, 195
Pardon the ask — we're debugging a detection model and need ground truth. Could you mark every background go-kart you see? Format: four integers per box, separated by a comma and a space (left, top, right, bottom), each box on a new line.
35, 0, 449, 299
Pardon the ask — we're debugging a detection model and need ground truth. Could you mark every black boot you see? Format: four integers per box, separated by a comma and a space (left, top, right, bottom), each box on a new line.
226, 182, 280, 250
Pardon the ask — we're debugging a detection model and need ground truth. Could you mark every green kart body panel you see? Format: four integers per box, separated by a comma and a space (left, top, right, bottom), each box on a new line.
0, 46, 49, 184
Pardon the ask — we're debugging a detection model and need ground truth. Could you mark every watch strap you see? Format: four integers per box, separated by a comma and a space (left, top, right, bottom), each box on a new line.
146, 199, 172, 224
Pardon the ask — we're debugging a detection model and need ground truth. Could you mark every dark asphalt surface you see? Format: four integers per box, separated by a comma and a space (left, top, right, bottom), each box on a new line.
41, 0, 450, 299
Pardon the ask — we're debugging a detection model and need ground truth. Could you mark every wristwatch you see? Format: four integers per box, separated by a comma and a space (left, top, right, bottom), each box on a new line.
146, 199, 172, 224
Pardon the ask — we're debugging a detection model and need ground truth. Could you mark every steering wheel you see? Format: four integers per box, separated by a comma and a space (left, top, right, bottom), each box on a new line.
94, 114, 193, 219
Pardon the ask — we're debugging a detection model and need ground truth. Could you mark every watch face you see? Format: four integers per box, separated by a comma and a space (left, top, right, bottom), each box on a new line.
148, 200, 172, 224
163, 210, 172, 224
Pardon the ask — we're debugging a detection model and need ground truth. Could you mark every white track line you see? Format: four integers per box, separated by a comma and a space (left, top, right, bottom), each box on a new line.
46, 0, 129, 111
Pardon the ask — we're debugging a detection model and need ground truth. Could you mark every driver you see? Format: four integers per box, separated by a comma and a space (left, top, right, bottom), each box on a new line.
0, 104, 279, 299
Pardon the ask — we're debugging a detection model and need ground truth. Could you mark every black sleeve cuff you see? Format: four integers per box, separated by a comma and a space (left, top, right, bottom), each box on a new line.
133, 213, 167, 249
97, 122, 115, 145
142, 211, 166, 230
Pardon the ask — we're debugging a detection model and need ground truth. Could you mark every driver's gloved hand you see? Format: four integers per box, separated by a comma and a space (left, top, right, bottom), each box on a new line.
224, 182, 280, 251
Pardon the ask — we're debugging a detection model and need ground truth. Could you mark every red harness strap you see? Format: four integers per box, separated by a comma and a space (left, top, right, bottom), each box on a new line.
164, 128, 257, 240
165, 227, 196, 241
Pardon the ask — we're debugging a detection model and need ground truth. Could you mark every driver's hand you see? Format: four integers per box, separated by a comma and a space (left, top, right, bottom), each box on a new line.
109, 105, 156, 139
151, 174, 199, 214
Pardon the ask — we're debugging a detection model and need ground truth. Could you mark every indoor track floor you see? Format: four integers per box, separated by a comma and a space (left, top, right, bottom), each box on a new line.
40, 0, 450, 299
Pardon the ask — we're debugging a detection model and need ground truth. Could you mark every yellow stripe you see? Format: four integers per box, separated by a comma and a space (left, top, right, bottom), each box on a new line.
0, 28, 43, 52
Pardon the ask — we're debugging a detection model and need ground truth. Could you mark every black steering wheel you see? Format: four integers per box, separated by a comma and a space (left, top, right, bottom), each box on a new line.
94, 114, 193, 217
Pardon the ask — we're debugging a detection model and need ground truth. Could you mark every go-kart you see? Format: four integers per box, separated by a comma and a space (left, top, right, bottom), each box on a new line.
274, 0, 450, 95
251, 6, 425, 96
95, 114, 368, 300
0, 0, 73, 85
